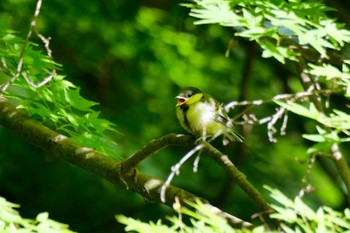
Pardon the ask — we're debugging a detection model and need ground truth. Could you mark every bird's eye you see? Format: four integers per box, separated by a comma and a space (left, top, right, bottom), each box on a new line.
186, 92, 193, 98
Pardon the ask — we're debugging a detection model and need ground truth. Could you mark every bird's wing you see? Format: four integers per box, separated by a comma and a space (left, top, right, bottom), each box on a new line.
209, 96, 245, 143
216, 106, 245, 143
214, 103, 232, 126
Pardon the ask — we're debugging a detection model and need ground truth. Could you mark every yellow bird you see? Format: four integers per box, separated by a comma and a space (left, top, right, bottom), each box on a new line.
176, 87, 244, 144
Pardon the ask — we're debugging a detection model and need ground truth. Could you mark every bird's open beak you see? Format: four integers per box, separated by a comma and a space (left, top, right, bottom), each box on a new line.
176, 96, 186, 107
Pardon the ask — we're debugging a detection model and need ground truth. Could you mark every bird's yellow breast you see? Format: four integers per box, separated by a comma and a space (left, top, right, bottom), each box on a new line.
177, 99, 226, 137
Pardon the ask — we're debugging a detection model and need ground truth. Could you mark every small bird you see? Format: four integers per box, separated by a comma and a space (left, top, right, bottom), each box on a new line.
176, 87, 244, 144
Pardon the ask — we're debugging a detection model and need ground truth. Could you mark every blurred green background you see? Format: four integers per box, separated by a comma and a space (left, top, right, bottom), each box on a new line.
0, 0, 349, 232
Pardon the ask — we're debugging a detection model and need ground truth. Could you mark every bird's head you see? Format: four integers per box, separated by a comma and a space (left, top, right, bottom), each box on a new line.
176, 87, 203, 107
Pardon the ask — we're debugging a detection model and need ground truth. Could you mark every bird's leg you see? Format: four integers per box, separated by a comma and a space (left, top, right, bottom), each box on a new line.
202, 125, 207, 142
193, 149, 203, 173
207, 129, 224, 145
194, 125, 208, 144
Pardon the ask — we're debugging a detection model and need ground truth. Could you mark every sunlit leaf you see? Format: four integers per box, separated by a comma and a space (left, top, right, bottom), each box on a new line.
275, 101, 320, 119
64, 88, 98, 112
295, 197, 316, 220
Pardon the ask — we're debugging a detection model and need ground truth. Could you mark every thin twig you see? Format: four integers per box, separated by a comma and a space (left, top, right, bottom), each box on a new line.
225, 88, 338, 111
226, 88, 341, 143
1, 0, 43, 92
299, 154, 316, 198
193, 152, 202, 173
267, 107, 286, 143
160, 143, 204, 203
1, 0, 56, 92
22, 72, 54, 88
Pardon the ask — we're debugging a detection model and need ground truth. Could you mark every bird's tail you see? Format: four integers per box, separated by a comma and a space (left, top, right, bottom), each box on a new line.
223, 129, 245, 145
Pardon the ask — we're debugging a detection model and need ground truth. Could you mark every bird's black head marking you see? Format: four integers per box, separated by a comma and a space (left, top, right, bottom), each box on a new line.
179, 87, 202, 98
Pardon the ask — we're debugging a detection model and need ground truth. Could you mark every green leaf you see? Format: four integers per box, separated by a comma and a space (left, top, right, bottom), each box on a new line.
302, 134, 326, 142
270, 205, 298, 222
320, 110, 350, 130
322, 20, 350, 47
303, 126, 340, 143
242, 8, 263, 27
298, 29, 333, 57
264, 186, 295, 208
36, 212, 49, 222
257, 39, 299, 63
305, 141, 332, 154
316, 208, 327, 232
274, 101, 320, 119
294, 197, 316, 220
189, 1, 244, 27
308, 63, 349, 80
64, 87, 98, 111
84, 112, 119, 134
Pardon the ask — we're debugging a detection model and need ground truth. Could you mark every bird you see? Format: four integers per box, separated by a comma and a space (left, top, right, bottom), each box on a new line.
175, 87, 244, 144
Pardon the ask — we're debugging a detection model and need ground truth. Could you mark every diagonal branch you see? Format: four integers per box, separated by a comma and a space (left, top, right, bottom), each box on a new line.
124, 134, 271, 213
122, 133, 195, 170
201, 142, 271, 212
0, 98, 252, 228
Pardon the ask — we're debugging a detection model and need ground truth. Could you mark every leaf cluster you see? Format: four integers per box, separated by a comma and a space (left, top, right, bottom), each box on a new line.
0, 196, 75, 233
0, 18, 121, 159
268, 186, 350, 233
117, 187, 350, 233
187, 0, 350, 63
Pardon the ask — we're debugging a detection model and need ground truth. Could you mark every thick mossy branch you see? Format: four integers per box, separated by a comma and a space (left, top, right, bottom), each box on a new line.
0, 97, 123, 184
0, 98, 252, 228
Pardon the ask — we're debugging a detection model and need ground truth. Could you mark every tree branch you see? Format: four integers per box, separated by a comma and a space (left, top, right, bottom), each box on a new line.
122, 133, 195, 170
201, 142, 271, 212
0, 98, 252, 228
124, 133, 271, 213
